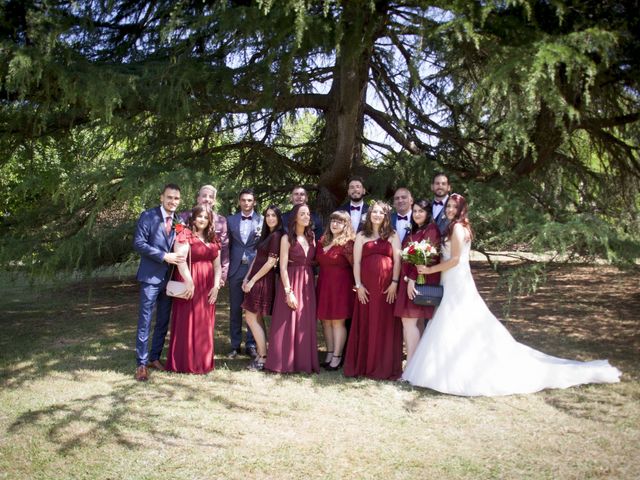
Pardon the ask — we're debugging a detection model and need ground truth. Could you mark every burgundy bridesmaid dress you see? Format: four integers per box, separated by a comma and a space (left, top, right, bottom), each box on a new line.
241, 231, 282, 315
315, 238, 355, 320
265, 239, 320, 373
166, 230, 219, 374
394, 224, 441, 319
344, 238, 403, 380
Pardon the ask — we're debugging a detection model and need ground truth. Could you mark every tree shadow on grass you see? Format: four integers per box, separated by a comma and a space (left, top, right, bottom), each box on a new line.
2, 268, 638, 434
7, 378, 234, 454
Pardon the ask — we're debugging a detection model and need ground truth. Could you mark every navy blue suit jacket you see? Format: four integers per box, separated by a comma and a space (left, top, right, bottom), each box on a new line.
227, 211, 263, 279
434, 209, 449, 237
133, 206, 175, 285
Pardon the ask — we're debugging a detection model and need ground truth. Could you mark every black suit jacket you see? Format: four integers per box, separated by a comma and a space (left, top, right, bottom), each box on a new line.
337, 202, 368, 232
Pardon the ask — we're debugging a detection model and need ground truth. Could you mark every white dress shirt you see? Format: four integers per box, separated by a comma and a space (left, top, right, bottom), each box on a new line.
395, 212, 411, 243
239, 210, 254, 244
432, 195, 448, 221
349, 201, 364, 231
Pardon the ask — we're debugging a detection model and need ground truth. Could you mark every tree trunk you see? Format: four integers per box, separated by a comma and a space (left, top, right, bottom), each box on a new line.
315, 1, 386, 218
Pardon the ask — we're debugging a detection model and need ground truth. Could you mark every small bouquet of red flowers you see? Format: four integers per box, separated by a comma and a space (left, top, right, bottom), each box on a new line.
401, 239, 438, 284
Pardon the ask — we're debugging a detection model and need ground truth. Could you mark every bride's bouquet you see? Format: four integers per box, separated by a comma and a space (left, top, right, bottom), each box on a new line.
401, 239, 438, 284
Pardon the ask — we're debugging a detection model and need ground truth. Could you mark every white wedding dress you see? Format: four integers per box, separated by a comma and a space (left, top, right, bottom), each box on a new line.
402, 232, 621, 396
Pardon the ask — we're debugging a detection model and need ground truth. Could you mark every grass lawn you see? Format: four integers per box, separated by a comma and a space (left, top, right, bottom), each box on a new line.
1, 264, 638, 479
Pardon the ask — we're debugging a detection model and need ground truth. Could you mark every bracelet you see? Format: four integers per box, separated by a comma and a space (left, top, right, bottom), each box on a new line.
355, 283, 363, 289
284, 287, 292, 294
391, 279, 399, 283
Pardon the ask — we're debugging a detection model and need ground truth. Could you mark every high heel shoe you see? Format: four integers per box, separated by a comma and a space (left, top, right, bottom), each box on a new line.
321, 351, 333, 368
247, 355, 267, 371
324, 355, 343, 371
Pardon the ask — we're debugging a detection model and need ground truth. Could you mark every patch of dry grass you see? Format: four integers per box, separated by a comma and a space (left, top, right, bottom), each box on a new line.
1, 265, 638, 479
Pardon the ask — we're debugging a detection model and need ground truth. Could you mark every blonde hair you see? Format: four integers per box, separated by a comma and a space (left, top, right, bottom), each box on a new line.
322, 210, 355, 247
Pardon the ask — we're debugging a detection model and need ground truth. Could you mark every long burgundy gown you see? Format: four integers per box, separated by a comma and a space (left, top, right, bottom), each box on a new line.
315, 238, 355, 320
394, 224, 441, 319
166, 230, 219, 374
265, 238, 320, 374
241, 231, 282, 315
344, 238, 403, 380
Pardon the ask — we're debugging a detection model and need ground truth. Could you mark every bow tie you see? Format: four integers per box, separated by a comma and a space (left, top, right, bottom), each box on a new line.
241, 216, 252, 221
350, 205, 361, 211
397, 215, 408, 221
434, 201, 443, 206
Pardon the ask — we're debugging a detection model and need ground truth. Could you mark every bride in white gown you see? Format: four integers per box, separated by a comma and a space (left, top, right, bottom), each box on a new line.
402, 193, 621, 396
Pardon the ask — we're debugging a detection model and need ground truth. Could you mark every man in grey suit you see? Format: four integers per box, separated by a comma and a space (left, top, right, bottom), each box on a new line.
431, 172, 451, 236
132, 183, 185, 381
227, 188, 262, 358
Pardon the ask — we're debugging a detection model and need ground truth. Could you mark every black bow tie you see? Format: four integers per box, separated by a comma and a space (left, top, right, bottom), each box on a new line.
397, 215, 408, 221
350, 205, 361, 211
434, 201, 443, 206
241, 216, 252, 221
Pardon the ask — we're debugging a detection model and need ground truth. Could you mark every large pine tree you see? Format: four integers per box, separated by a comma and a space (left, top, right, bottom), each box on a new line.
1, 0, 638, 272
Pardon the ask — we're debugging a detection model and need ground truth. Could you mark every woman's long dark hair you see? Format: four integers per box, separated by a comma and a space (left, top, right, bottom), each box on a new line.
287, 203, 315, 245
259, 204, 284, 244
189, 205, 218, 243
444, 193, 473, 241
410, 199, 433, 234
361, 200, 393, 240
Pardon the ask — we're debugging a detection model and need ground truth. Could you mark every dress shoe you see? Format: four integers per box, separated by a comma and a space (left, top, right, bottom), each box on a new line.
245, 345, 258, 359
148, 359, 165, 370
135, 365, 148, 381
227, 348, 241, 359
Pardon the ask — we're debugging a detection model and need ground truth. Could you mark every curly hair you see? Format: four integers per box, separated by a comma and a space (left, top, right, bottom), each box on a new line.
322, 210, 355, 247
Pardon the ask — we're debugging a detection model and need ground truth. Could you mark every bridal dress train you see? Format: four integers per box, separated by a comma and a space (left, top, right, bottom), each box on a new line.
402, 229, 621, 396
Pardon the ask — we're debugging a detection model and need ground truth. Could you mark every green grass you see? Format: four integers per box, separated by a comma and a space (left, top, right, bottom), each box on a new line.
1, 265, 638, 479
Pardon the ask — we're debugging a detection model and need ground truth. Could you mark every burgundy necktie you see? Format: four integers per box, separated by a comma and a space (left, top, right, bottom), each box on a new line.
165, 216, 172, 234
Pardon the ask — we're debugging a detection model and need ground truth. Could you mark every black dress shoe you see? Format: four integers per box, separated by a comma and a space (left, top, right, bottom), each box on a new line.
245, 345, 258, 359
227, 348, 241, 359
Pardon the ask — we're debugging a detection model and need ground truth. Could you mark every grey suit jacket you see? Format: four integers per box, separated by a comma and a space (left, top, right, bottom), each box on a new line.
226, 211, 263, 279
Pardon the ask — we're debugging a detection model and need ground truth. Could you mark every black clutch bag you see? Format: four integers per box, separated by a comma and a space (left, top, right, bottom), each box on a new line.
412, 284, 444, 306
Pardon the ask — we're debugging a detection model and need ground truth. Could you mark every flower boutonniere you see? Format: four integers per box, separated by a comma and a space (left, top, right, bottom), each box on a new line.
172, 217, 186, 234
404, 225, 412, 235
254, 225, 262, 238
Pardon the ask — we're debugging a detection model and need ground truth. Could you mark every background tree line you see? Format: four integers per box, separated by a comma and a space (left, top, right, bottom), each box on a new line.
1, 0, 638, 285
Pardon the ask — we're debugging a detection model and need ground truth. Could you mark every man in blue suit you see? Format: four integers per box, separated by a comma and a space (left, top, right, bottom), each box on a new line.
391, 187, 414, 244
337, 176, 368, 232
226, 188, 262, 358
132, 183, 185, 381
431, 172, 451, 236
